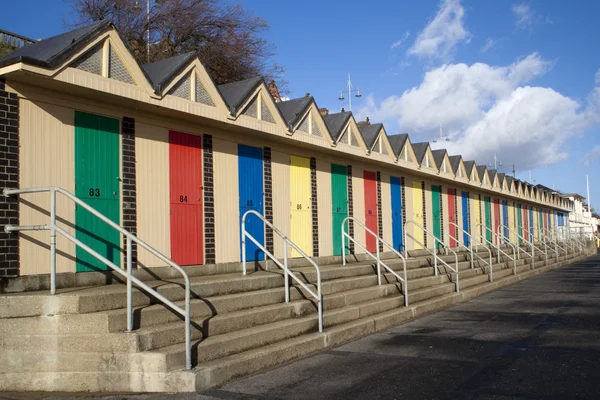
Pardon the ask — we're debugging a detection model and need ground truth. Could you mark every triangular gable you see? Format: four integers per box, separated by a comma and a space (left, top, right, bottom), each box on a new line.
62, 27, 156, 95
159, 58, 229, 112
433, 150, 453, 175
413, 143, 438, 171
399, 138, 417, 164
479, 167, 491, 187
493, 173, 501, 189
336, 116, 368, 151
236, 83, 287, 127
290, 101, 334, 142
440, 153, 453, 175
467, 162, 480, 184
370, 126, 393, 156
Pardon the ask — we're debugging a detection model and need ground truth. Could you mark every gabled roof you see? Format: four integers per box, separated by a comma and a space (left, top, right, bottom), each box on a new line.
506, 176, 514, 189
488, 169, 497, 182
498, 172, 505, 182
143, 52, 196, 91
449, 155, 462, 174
324, 111, 353, 141
0, 20, 111, 69
464, 161, 476, 176
388, 134, 409, 157
431, 149, 447, 170
277, 96, 313, 129
411, 142, 430, 164
358, 123, 383, 149
476, 165, 487, 180
218, 76, 263, 114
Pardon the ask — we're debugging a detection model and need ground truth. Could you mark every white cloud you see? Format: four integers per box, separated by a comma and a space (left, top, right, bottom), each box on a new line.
480, 38, 496, 53
512, 3, 534, 29
583, 146, 600, 165
356, 53, 599, 171
391, 32, 410, 49
407, 0, 471, 60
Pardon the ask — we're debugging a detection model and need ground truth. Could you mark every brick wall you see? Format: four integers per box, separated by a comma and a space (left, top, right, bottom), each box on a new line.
0, 79, 19, 277
347, 165, 354, 252
203, 135, 215, 264
310, 157, 319, 257
121, 117, 137, 268
376, 172, 383, 252
263, 147, 273, 254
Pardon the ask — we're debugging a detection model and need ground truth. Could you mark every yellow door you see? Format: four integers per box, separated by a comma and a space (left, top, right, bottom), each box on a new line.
472, 194, 481, 243
508, 202, 515, 242
412, 181, 424, 249
290, 156, 312, 257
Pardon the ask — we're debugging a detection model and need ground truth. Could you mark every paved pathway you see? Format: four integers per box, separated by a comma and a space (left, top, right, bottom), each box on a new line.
5, 254, 600, 400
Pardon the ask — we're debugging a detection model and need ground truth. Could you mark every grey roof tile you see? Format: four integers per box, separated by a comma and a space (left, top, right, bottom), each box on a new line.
488, 169, 497, 181
431, 149, 447, 170
277, 96, 313, 128
388, 134, 409, 157
476, 165, 487, 180
143, 52, 196, 90
464, 161, 476, 177
448, 155, 462, 174
358, 123, 383, 150
217, 76, 263, 114
411, 142, 430, 164
324, 111, 352, 142
0, 20, 111, 69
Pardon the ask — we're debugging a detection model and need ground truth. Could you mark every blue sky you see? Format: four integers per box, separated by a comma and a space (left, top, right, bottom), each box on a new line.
3, 0, 600, 210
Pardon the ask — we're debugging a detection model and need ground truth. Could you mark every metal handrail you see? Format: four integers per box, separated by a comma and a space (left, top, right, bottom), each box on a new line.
3, 186, 192, 370
449, 222, 493, 282
404, 220, 459, 292
341, 217, 408, 307
541, 230, 568, 262
518, 225, 548, 266
544, 227, 571, 257
241, 210, 323, 332
568, 229, 585, 254
499, 224, 532, 261
476, 223, 518, 276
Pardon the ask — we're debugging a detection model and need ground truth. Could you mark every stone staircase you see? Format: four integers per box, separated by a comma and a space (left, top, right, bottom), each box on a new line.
0, 244, 593, 393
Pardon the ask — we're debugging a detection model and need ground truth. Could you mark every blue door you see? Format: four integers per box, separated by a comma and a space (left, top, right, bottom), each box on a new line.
238, 144, 264, 261
461, 191, 470, 246
529, 206, 534, 239
502, 200, 509, 243
390, 176, 403, 251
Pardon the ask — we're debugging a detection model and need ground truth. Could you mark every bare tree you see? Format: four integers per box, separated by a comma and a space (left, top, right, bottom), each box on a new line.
65, 0, 285, 87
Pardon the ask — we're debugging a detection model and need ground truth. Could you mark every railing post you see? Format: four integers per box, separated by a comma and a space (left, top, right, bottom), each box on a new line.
241, 216, 247, 275
376, 242, 382, 286
284, 241, 289, 303
469, 240, 474, 269
49, 188, 57, 295
341, 220, 346, 266
434, 253, 438, 276
126, 236, 133, 332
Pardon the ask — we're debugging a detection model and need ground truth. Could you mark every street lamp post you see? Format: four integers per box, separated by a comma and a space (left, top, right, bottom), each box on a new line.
338, 73, 361, 111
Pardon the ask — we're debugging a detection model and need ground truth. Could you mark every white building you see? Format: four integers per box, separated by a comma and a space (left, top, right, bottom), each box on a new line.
560, 193, 597, 239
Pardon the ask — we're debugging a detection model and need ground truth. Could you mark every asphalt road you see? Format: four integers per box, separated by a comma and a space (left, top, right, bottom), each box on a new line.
6, 254, 600, 400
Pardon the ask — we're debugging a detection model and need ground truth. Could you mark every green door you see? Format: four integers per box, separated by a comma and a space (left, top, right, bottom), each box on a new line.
331, 164, 348, 256
75, 111, 121, 272
484, 196, 492, 243
432, 185, 442, 248
516, 203, 523, 243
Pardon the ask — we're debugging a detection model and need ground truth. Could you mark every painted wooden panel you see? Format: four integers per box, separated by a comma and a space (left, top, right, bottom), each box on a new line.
461, 191, 470, 246
19, 100, 76, 275
381, 174, 392, 246
364, 170, 378, 252
290, 155, 312, 257
484, 196, 492, 243
213, 138, 240, 263
331, 164, 348, 256
516, 203, 523, 242
508, 202, 515, 242
317, 159, 333, 257
390, 176, 403, 251
272, 150, 291, 258
447, 188, 457, 247
502, 200, 509, 243
412, 181, 424, 249
432, 185, 442, 248
494, 198, 500, 244
352, 165, 366, 253
472, 194, 481, 244
522, 205, 528, 241
529, 206, 534, 239
238, 144, 264, 261
74, 111, 121, 272
136, 123, 170, 268
169, 131, 203, 265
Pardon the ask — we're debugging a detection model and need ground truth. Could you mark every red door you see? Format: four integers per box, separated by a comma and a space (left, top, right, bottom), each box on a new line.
494, 199, 500, 242
448, 189, 457, 247
169, 131, 204, 265
543, 209, 548, 233
364, 171, 378, 252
